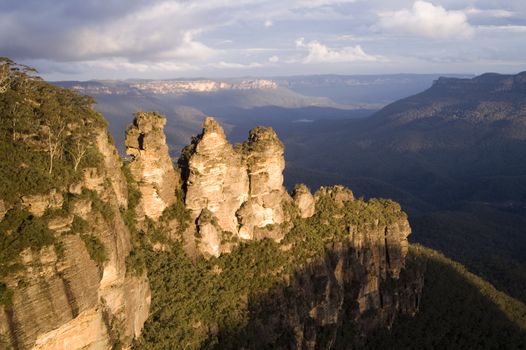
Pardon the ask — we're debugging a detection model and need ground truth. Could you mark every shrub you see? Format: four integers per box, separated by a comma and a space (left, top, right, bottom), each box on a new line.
0, 208, 55, 277
80, 233, 107, 266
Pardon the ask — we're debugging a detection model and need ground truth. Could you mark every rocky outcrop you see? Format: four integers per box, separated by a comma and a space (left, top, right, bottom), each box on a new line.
172, 118, 422, 347
180, 117, 291, 256
0, 130, 150, 350
125, 112, 179, 220
184, 117, 249, 233
315, 185, 354, 206
20, 190, 63, 217
238, 127, 290, 240
292, 184, 315, 218
243, 240, 423, 349
217, 187, 423, 349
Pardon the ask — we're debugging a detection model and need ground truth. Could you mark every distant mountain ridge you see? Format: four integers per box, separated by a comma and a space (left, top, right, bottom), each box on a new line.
364, 71, 526, 151
62, 78, 278, 95
279, 70, 526, 307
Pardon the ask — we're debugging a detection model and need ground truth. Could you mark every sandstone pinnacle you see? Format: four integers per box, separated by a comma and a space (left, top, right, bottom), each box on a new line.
125, 111, 180, 220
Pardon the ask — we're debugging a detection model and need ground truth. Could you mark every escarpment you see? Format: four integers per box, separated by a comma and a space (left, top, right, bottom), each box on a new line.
0, 64, 150, 350
0, 61, 423, 350
0, 126, 151, 350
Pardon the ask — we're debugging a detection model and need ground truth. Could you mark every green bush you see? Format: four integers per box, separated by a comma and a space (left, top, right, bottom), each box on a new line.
80, 233, 107, 267
0, 283, 13, 307
134, 193, 409, 349
121, 163, 148, 276
0, 59, 106, 203
0, 208, 55, 277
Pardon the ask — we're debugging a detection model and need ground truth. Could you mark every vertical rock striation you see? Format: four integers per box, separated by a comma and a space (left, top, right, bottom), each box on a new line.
184, 117, 249, 234
220, 186, 423, 349
292, 184, 315, 219
238, 126, 290, 240
180, 117, 292, 256
125, 112, 180, 220
0, 129, 151, 350
1, 100, 422, 350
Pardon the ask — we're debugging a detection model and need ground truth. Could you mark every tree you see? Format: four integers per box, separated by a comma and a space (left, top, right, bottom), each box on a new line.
66, 135, 90, 171
42, 121, 67, 174
0, 62, 10, 94
0, 57, 39, 94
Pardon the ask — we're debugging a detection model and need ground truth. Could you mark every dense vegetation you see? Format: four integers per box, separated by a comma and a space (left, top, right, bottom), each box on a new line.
411, 203, 526, 304
0, 57, 106, 202
0, 59, 112, 301
132, 192, 406, 349
132, 192, 526, 349
364, 245, 526, 349
0, 208, 54, 279
2, 59, 525, 349
277, 72, 526, 310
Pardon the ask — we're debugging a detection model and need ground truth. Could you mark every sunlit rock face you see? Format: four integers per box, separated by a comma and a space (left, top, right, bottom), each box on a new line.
208, 186, 423, 349
185, 117, 249, 235
0, 128, 150, 350
180, 117, 291, 256
125, 112, 180, 220
292, 184, 315, 219
238, 126, 290, 240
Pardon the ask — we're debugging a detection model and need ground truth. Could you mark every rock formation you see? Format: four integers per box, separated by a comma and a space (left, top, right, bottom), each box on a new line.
292, 184, 315, 218
213, 186, 423, 349
180, 117, 292, 256
238, 126, 290, 240
125, 112, 180, 220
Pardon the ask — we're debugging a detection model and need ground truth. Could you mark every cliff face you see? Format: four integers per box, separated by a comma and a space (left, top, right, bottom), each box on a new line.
238, 126, 290, 240
0, 127, 151, 350
226, 187, 422, 349
130, 116, 423, 349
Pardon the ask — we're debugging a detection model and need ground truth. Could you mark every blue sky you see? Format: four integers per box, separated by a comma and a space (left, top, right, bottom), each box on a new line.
1, 0, 525, 80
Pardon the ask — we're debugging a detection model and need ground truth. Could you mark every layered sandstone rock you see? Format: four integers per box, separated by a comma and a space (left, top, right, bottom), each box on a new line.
238, 127, 290, 240
181, 117, 291, 256
0, 130, 150, 350
125, 112, 179, 220
20, 190, 63, 217
225, 187, 423, 349
292, 184, 315, 218
184, 117, 249, 235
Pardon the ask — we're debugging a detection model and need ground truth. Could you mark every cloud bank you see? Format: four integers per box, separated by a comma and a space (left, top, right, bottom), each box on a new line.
296, 38, 380, 63
379, 1, 474, 39
0, 0, 524, 79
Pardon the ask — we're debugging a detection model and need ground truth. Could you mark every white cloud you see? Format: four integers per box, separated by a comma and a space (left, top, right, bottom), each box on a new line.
477, 25, 526, 33
2, 0, 525, 79
464, 7, 514, 18
295, 38, 380, 63
379, 1, 474, 40
212, 61, 263, 69
294, 0, 354, 8
83, 58, 198, 73
157, 32, 216, 60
